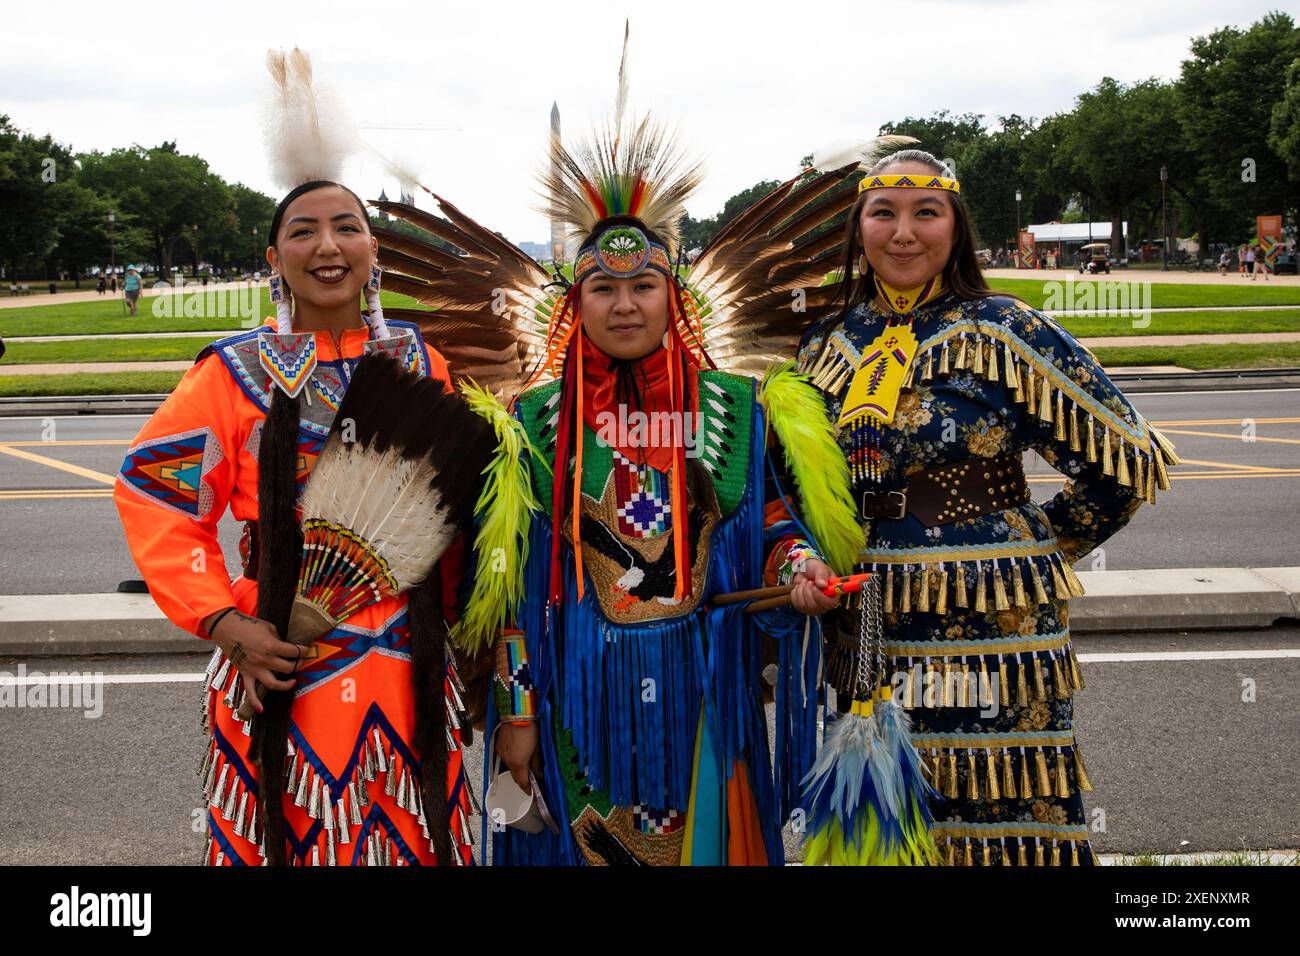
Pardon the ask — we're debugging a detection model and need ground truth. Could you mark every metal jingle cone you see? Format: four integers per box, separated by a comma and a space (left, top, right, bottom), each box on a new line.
233, 791, 249, 838
212, 764, 230, 809
203, 750, 220, 798
337, 800, 351, 845
348, 780, 365, 824
308, 774, 323, 820
294, 763, 310, 808
322, 785, 335, 830
212, 656, 231, 693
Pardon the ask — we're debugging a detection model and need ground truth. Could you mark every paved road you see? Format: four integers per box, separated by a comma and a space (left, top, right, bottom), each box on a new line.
1, 626, 1296, 864
1, 388, 1296, 596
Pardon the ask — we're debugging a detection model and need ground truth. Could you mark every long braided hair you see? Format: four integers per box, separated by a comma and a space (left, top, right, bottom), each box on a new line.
248, 180, 452, 865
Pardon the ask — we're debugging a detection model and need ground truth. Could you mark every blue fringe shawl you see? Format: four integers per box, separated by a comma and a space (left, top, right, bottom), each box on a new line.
486, 398, 821, 866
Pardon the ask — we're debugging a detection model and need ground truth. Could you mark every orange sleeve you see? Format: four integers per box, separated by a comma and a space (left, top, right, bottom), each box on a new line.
114, 355, 244, 637
424, 343, 454, 394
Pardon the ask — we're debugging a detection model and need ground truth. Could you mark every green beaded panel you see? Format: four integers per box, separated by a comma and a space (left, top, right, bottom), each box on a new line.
515, 370, 756, 519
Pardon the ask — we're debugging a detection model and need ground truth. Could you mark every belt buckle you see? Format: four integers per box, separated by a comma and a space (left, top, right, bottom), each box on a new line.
862, 489, 907, 520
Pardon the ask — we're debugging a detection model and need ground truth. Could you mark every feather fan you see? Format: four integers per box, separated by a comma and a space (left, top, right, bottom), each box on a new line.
236, 353, 493, 719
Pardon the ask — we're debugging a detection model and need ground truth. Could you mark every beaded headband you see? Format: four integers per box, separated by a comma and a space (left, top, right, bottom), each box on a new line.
573, 223, 675, 285
859, 173, 960, 194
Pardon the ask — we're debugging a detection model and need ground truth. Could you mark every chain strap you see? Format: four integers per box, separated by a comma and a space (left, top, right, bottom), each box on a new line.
852, 572, 884, 702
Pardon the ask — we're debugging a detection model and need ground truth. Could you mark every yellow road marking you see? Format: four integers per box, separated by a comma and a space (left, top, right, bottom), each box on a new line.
0, 439, 129, 447
0, 490, 115, 500
1150, 418, 1300, 427
1157, 427, 1300, 446
1175, 457, 1284, 473
1028, 469, 1300, 482
0, 444, 117, 485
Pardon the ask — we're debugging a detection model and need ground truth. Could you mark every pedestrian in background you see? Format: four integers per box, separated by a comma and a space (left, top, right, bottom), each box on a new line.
123, 265, 142, 314
1253, 245, 1269, 281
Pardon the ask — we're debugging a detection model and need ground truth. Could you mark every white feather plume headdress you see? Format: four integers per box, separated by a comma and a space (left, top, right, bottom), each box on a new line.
261, 47, 360, 191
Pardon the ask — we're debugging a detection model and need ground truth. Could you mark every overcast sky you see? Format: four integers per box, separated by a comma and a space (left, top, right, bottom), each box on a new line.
1, 0, 1284, 244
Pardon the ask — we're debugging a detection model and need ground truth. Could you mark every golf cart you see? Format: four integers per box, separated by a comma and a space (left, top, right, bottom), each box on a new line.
1077, 242, 1110, 274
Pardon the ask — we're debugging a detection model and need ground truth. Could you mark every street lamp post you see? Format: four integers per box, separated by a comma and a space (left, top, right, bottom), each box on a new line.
1015, 190, 1022, 268
107, 211, 116, 277
1160, 165, 1168, 271
192, 224, 200, 279
252, 226, 259, 275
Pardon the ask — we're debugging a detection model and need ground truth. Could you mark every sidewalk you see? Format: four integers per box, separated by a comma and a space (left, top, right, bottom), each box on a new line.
0, 360, 192, 376
984, 267, 1300, 286
0, 280, 258, 310
1081, 331, 1300, 348
2, 567, 1297, 656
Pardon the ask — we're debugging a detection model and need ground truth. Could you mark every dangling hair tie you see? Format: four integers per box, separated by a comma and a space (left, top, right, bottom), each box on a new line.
364, 263, 390, 339
269, 273, 293, 333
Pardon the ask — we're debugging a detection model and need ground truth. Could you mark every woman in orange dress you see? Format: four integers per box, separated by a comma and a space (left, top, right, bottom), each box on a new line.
114, 176, 474, 865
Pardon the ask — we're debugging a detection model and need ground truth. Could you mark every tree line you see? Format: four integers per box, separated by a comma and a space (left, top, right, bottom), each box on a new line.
3, 13, 1296, 283
689, 12, 1299, 259
0, 122, 280, 285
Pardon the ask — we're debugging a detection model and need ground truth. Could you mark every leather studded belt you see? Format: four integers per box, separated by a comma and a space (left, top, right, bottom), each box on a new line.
858, 452, 1031, 526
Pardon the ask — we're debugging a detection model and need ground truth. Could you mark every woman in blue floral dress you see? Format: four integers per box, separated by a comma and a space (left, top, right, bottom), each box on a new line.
797, 149, 1181, 866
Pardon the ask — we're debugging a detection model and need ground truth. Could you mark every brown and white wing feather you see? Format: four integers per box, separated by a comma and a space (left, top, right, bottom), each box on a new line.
372, 197, 557, 399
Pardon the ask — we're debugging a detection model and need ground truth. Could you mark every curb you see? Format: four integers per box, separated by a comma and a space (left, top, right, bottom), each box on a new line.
2, 367, 1299, 417
0, 394, 170, 417
1069, 567, 1300, 632
1106, 367, 1300, 393
2, 568, 1298, 657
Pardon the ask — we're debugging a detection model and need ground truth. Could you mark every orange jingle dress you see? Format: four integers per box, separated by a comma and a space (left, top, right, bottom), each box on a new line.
114, 317, 474, 865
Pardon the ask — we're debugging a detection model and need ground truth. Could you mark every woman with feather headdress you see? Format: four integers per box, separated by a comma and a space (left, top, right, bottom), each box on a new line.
370, 29, 905, 865
114, 49, 492, 866
793, 148, 1182, 865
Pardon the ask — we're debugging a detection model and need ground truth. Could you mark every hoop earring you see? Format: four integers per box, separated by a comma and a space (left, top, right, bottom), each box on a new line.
857, 254, 868, 276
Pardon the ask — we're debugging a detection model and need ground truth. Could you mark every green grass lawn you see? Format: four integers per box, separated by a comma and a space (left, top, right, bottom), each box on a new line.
3, 336, 222, 365
7, 307, 1297, 367
1092, 342, 1300, 370
0, 371, 186, 398
1054, 309, 1300, 337
0, 288, 421, 338
988, 277, 1300, 310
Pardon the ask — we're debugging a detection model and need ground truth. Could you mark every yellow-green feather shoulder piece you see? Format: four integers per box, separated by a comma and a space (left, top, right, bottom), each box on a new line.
759, 362, 864, 575
450, 381, 543, 654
